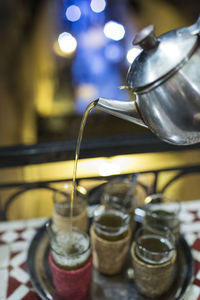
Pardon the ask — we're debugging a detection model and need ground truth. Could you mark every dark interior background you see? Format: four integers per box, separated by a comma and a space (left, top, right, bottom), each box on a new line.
0, 0, 199, 148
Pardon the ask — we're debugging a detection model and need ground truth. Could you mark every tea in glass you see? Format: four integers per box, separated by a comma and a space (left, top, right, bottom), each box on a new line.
93, 206, 130, 241
47, 221, 92, 300
50, 228, 91, 270
52, 183, 88, 233
131, 225, 177, 297
90, 205, 131, 275
101, 175, 138, 214
142, 193, 181, 239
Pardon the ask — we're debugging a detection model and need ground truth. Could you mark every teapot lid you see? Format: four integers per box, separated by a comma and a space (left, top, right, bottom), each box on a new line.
127, 25, 198, 91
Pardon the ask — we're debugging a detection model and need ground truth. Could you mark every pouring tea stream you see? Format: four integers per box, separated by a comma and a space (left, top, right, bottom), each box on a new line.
96, 16, 200, 146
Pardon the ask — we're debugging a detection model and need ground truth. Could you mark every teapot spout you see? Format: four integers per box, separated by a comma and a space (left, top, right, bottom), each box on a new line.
96, 97, 147, 128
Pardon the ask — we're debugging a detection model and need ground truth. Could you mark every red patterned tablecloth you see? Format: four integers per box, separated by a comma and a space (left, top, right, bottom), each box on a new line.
0, 201, 200, 300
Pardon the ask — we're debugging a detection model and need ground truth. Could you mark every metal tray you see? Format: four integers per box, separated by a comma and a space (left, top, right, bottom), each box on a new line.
27, 221, 194, 300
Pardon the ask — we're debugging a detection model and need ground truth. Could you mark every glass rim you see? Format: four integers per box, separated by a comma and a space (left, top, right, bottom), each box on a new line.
148, 210, 180, 221
51, 227, 90, 257
101, 202, 133, 211
53, 187, 87, 204
53, 199, 87, 208
93, 206, 130, 230
135, 226, 175, 255
136, 242, 176, 256
144, 193, 181, 217
103, 176, 138, 195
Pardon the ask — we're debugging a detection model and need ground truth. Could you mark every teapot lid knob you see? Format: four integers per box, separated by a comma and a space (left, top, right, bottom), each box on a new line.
128, 22, 197, 91
133, 25, 159, 50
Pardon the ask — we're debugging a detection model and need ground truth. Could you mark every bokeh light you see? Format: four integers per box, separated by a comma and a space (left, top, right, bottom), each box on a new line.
66, 5, 81, 22
104, 21, 125, 41
90, 0, 106, 13
58, 32, 77, 54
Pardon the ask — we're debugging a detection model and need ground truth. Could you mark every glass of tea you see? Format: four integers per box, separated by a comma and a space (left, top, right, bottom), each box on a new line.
47, 221, 92, 300
142, 193, 181, 239
134, 225, 175, 265
101, 175, 138, 215
101, 175, 138, 231
93, 205, 130, 241
131, 225, 177, 297
90, 205, 131, 275
52, 183, 88, 233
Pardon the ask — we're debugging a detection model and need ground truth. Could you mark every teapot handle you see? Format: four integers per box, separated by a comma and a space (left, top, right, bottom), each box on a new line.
178, 16, 200, 36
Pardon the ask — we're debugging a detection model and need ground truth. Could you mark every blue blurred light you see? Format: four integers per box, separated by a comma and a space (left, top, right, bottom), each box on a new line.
90, 0, 106, 13
66, 5, 81, 22
90, 55, 105, 74
105, 43, 123, 63
104, 21, 125, 41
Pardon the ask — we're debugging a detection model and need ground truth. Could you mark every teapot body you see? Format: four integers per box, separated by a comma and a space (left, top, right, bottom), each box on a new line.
96, 18, 200, 146
136, 44, 200, 145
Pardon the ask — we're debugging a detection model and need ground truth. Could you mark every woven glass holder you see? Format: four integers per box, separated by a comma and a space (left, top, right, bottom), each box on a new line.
131, 241, 177, 297
90, 225, 131, 275
52, 206, 88, 233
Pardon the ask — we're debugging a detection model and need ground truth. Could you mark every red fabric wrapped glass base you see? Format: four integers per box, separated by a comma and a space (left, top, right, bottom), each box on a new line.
49, 253, 93, 300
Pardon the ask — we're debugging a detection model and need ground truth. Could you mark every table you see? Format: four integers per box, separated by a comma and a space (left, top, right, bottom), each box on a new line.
0, 201, 200, 300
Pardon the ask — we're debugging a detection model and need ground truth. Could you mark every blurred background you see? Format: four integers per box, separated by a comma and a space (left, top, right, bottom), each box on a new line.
0, 0, 200, 147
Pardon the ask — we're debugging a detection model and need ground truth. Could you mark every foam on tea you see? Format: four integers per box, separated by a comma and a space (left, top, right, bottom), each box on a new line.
51, 231, 90, 270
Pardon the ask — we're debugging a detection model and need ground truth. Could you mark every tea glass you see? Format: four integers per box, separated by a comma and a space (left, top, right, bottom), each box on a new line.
47, 222, 92, 300
131, 225, 177, 297
101, 175, 138, 230
90, 205, 131, 275
134, 225, 176, 265
142, 193, 181, 239
101, 175, 138, 214
52, 183, 88, 233
93, 205, 130, 241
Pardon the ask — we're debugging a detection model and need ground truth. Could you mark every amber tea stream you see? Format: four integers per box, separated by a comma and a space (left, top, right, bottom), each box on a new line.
70, 100, 98, 237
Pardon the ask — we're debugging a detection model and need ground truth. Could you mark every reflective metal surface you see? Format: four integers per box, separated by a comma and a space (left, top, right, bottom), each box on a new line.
97, 98, 147, 128
128, 26, 197, 89
137, 47, 200, 145
96, 17, 200, 145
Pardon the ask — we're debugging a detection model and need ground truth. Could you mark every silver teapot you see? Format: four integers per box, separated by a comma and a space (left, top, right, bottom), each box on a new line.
96, 17, 200, 145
